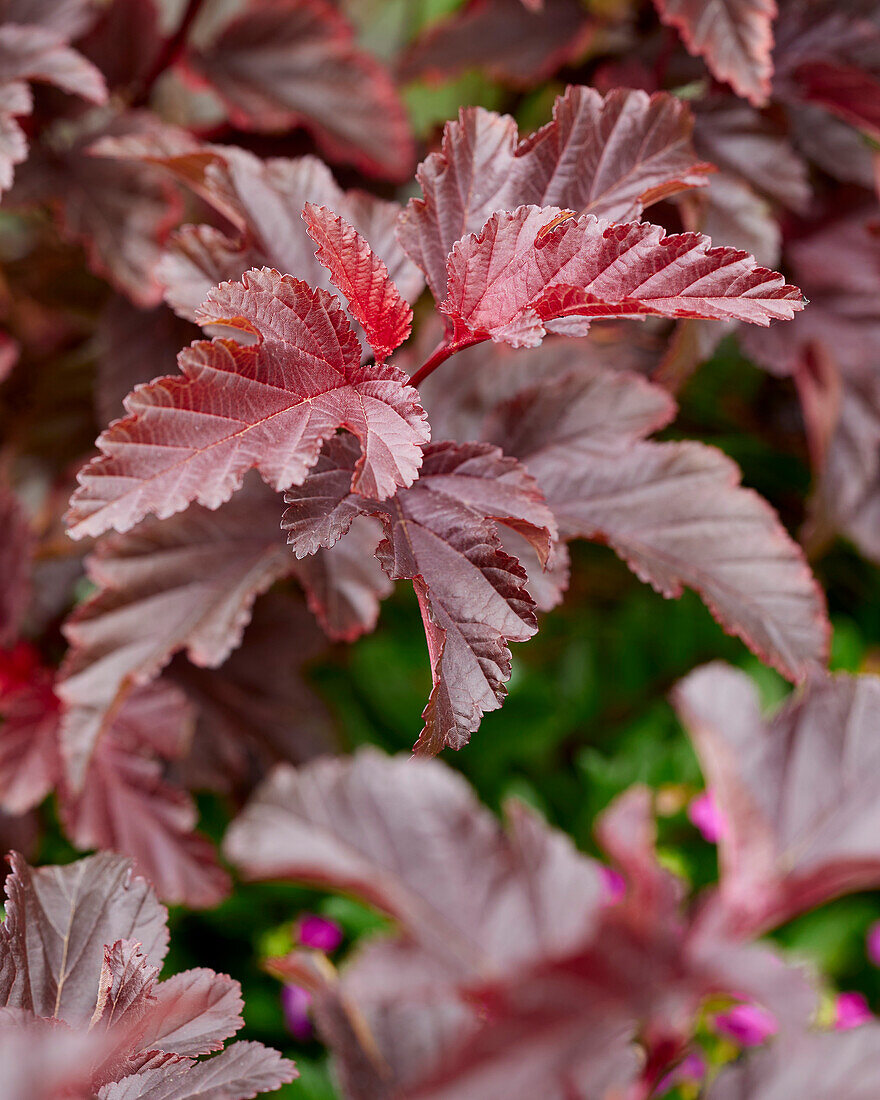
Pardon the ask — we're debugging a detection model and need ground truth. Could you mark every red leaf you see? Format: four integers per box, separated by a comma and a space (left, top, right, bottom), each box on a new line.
792, 60, 880, 143
168, 592, 335, 795
90, 939, 159, 1036
293, 516, 392, 642
225, 749, 604, 983
100, 1040, 297, 1099
60, 680, 231, 910
675, 663, 880, 938
65, 268, 429, 541
0, 645, 61, 815
486, 367, 829, 681
400, 86, 712, 302
442, 206, 804, 349
652, 0, 777, 106
182, 0, 413, 182
0, 851, 168, 1024
282, 438, 556, 752
399, 0, 594, 89
303, 204, 412, 364
136, 966, 243, 1057
59, 477, 296, 785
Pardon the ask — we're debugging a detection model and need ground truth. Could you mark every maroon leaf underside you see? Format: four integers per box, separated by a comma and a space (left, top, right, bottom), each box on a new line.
485, 367, 828, 681
59, 680, 230, 910
399, 0, 594, 89
675, 663, 880, 939
58, 477, 296, 786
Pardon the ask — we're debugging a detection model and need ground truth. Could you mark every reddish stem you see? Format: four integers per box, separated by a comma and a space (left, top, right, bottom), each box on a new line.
132, 0, 206, 107
409, 334, 482, 388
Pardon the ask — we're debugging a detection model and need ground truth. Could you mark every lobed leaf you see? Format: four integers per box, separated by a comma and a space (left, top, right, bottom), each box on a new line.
303, 203, 412, 364
675, 663, 880, 938
442, 205, 805, 349
283, 438, 556, 752
652, 0, 777, 106
400, 85, 713, 302
65, 268, 429, 541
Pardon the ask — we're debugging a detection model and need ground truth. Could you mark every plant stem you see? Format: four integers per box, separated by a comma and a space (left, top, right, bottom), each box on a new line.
409, 334, 482, 388
132, 0, 206, 107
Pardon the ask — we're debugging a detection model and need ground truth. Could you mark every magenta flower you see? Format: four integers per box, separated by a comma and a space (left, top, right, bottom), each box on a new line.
714, 1003, 777, 1046
599, 865, 626, 905
297, 913, 344, 952
835, 992, 872, 1030
688, 789, 726, 843
867, 922, 880, 967
657, 1051, 707, 1094
281, 984, 313, 1041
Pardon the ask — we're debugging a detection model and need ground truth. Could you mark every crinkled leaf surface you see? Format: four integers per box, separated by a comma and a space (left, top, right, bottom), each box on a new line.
399, 86, 712, 302
303, 203, 412, 364
0, 851, 168, 1024
60, 680, 230, 909
442, 205, 804, 349
487, 367, 828, 680
66, 268, 429, 541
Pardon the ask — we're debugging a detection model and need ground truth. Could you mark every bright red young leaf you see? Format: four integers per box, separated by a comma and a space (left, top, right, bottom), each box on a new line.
442, 205, 804, 350
0, 851, 295, 1097
399, 0, 594, 89
65, 268, 429, 541
182, 0, 414, 181
59, 680, 231, 910
399, 86, 713, 302
652, 0, 777, 106
59, 477, 295, 784
675, 663, 880, 939
486, 368, 829, 681
303, 203, 412, 364
283, 437, 556, 752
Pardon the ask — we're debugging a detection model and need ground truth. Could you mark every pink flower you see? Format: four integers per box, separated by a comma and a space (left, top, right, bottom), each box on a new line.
866, 922, 880, 967
297, 914, 344, 952
714, 1003, 777, 1046
599, 865, 626, 905
657, 1051, 707, 1094
835, 992, 872, 1030
688, 789, 726, 843
281, 984, 313, 1041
